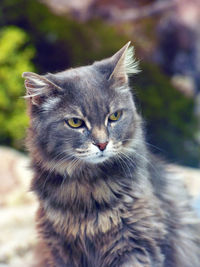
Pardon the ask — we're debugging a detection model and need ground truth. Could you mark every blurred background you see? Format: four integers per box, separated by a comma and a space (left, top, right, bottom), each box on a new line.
0, 0, 200, 266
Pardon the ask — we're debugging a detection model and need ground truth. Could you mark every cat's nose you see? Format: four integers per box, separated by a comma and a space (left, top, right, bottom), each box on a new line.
95, 142, 108, 151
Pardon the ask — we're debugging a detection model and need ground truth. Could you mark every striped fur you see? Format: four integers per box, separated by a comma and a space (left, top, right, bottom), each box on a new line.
24, 43, 200, 267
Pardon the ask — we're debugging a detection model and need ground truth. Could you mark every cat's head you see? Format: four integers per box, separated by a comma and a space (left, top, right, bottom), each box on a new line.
23, 42, 142, 175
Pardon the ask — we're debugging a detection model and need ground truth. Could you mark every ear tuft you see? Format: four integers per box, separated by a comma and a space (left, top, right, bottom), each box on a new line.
109, 42, 140, 86
22, 72, 62, 105
124, 46, 140, 76
22, 72, 49, 98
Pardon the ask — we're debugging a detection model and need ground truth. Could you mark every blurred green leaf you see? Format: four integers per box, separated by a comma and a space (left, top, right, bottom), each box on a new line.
0, 26, 35, 148
133, 62, 200, 166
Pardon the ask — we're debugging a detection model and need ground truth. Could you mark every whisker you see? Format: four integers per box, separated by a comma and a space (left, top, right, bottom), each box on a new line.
121, 138, 164, 152
119, 151, 148, 178
66, 158, 80, 176
116, 153, 133, 178
123, 146, 159, 175
115, 155, 129, 177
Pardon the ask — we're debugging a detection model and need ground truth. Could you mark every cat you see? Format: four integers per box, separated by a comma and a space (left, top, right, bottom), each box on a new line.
23, 42, 200, 267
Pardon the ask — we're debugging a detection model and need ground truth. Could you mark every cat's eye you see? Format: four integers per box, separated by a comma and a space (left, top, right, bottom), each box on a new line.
109, 111, 122, 122
65, 118, 84, 128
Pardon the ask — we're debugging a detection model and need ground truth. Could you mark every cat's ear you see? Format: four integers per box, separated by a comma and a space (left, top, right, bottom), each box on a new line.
22, 72, 62, 105
108, 42, 139, 85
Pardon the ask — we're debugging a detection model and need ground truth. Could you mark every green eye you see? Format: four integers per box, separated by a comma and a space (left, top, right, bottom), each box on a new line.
66, 118, 84, 128
109, 111, 122, 122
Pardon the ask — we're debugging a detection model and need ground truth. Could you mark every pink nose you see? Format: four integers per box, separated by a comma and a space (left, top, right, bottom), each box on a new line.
96, 142, 108, 151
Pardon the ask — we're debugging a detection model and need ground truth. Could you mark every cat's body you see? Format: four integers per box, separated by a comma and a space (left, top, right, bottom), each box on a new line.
23, 42, 200, 267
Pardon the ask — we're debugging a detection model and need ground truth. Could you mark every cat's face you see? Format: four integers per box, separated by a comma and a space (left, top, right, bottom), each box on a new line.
23, 42, 141, 174
41, 68, 136, 165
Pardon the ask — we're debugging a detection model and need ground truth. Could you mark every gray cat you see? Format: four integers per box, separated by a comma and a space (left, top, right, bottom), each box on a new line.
23, 42, 200, 267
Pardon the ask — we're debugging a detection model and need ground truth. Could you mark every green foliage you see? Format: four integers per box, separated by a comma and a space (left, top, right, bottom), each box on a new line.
0, 26, 35, 148
133, 62, 200, 166
0, 0, 128, 73
0, 0, 128, 150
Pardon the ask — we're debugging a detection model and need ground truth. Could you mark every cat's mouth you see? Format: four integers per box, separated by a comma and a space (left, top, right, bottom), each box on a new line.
78, 151, 111, 164
75, 143, 115, 164
93, 151, 111, 163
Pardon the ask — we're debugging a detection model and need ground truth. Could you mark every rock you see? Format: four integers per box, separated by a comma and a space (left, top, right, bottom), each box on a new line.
0, 147, 34, 206
168, 164, 200, 198
0, 147, 36, 267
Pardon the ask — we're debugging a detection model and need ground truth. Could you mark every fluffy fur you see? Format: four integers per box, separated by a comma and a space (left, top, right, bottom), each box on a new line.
23, 42, 200, 267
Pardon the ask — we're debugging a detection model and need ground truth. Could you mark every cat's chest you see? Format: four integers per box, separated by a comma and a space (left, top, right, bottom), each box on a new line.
39, 174, 161, 244
38, 179, 165, 267
43, 197, 123, 240
42, 186, 154, 242
41, 176, 122, 236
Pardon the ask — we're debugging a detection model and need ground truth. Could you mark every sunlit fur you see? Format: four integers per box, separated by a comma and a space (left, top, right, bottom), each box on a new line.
24, 43, 200, 267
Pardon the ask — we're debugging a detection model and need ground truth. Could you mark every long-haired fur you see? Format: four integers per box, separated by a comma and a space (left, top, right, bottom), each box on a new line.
23, 42, 200, 267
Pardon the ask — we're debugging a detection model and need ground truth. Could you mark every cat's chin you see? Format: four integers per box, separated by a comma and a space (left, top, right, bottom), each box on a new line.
83, 155, 111, 164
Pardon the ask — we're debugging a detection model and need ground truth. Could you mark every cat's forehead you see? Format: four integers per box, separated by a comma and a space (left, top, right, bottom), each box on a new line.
54, 66, 107, 93
46, 65, 133, 123
54, 67, 121, 109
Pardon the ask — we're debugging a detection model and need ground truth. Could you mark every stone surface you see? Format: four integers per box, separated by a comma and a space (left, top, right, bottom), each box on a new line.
0, 147, 36, 267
